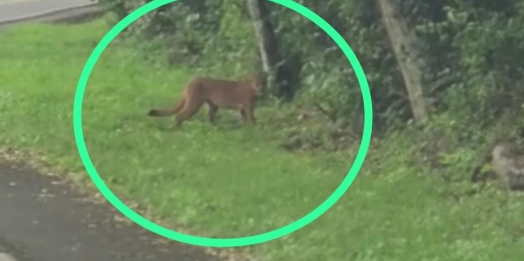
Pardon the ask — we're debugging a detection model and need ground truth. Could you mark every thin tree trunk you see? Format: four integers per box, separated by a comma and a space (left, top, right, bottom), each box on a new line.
246, 0, 292, 99
375, 0, 428, 122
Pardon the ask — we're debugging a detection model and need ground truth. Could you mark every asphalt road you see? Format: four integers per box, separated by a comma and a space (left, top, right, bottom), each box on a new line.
0, 163, 220, 261
0, 0, 97, 24
0, 1, 222, 261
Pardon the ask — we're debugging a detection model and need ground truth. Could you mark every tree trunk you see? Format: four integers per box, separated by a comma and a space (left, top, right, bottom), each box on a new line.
375, 0, 428, 123
246, 0, 297, 100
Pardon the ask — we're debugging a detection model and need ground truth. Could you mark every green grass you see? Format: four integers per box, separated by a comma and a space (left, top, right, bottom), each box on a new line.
1, 17, 523, 261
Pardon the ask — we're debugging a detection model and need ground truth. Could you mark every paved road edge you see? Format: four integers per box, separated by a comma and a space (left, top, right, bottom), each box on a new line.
0, 2, 103, 26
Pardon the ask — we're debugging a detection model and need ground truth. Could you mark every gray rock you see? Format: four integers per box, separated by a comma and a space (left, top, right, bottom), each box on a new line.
491, 143, 524, 190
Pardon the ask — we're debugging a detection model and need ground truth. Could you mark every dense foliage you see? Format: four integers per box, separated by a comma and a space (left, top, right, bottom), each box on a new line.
98, 0, 524, 137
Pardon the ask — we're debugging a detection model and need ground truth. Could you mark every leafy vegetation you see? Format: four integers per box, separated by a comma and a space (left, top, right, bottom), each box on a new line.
1, 0, 524, 260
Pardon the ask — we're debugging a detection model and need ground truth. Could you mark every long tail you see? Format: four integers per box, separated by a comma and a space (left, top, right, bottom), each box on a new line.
147, 97, 185, 117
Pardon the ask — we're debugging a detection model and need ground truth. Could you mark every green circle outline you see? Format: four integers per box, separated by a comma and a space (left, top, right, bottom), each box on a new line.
73, 0, 373, 248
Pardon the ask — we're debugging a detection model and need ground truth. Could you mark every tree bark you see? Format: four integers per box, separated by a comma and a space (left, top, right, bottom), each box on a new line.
375, 0, 428, 123
246, 0, 297, 100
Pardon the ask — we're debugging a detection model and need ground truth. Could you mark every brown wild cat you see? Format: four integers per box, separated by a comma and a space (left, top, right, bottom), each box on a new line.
148, 74, 264, 127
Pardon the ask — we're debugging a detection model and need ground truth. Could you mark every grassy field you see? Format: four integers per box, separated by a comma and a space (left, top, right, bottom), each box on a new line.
1, 17, 523, 261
